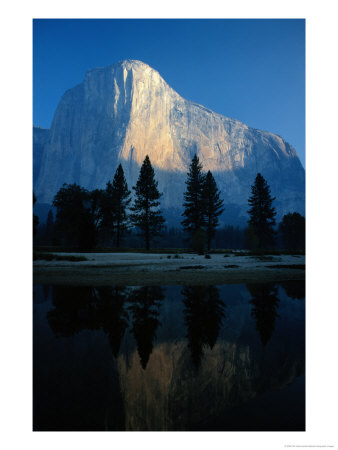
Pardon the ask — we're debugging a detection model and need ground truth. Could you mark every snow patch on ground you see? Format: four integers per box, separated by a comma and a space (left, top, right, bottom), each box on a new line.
33, 252, 304, 272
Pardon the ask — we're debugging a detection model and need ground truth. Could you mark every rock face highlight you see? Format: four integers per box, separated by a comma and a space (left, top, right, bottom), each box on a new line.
34, 59, 305, 223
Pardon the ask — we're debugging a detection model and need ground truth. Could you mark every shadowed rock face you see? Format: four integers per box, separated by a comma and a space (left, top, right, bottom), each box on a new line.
34, 59, 305, 220
33, 127, 49, 184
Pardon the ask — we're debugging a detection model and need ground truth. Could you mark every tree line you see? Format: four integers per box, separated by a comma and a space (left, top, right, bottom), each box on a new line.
33, 154, 305, 251
244, 173, 305, 250
42, 281, 303, 370
47, 284, 226, 370
49, 155, 164, 250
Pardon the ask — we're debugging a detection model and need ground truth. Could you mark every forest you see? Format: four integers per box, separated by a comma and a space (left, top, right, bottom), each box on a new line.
33, 155, 305, 253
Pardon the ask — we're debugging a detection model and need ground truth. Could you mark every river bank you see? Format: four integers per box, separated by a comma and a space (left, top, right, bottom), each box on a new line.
33, 252, 305, 286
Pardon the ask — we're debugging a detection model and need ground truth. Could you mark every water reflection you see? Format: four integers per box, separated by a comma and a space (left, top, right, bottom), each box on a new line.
247, 283, 280, 345
47, 286, 95, 337
46, 285, 165, 367
34, 282, 305, 431
279, 280, 305, 300
46, 285, 225, 368
47, 286, 129, 357
128, 287, 164, 369
95, 287, 129, 357
43, 285, 51, 302
182, 286, 225, 368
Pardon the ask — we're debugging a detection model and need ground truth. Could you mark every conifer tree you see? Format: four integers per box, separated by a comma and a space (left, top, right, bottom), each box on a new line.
112, 164, 131, 247
203, 171, 224, 251
130, 155, 165, 250
100, 165, 131, 247
181, 155, 206, 246
247, 173, 276, 249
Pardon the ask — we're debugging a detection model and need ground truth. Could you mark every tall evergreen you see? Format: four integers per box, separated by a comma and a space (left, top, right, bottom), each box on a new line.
181, 154, 206, 245
53, 183, 97, 250
130, 155, 165, 250
247, 173, 276, 249
203, 171, 224, 251
101, 164, 131, 247
112, 164, 131, 247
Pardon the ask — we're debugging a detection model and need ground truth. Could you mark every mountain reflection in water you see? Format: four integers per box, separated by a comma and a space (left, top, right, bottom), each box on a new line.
33, 282, 305, 431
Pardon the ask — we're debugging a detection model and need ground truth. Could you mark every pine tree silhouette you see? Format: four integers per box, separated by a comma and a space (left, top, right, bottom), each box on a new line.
110, 164, 131, 247
248, 173, 276, 249
203, 171, 224, 251
131, 156, 165, 250
182, 155, 206, 246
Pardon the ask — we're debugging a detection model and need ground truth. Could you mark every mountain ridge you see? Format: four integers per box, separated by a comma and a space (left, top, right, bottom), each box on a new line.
33, 59, 305, 224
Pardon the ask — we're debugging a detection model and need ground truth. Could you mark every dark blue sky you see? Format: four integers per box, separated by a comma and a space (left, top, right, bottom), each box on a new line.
33, 19, 305, 166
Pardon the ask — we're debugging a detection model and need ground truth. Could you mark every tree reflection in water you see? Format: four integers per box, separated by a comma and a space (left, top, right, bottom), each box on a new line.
95, 287, 129, 357
182, 286, 225, 369
247, 283, 280, 345
47, 285, 166, 369
128, 286, 164, 369
47, 286, 129, 357
279, 281, 305, 300
47, 286, 96, 337
37, 282, 305, 431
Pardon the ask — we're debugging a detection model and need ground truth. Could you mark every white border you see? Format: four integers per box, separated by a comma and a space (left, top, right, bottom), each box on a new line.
1, 1, 337, 449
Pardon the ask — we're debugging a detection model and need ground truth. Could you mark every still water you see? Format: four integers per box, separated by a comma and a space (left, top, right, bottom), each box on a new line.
33, 282, 305, 431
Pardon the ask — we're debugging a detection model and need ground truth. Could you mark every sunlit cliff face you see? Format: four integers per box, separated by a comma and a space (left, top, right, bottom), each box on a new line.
34, 59, 304, 216
114, 60, 298, 173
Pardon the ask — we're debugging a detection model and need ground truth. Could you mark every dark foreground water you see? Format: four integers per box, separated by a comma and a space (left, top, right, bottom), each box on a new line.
33, 281, 305, 431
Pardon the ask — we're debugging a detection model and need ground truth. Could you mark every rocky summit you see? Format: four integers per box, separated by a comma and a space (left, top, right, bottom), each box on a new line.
33, 59, 305, 224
